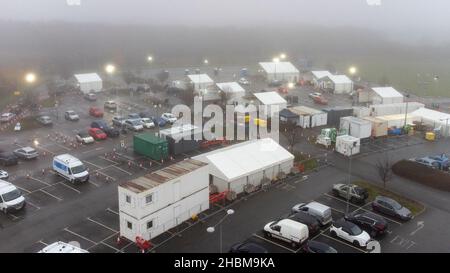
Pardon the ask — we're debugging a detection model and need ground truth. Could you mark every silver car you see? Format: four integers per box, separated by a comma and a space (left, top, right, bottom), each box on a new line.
0, 170, 8, 179
13, 147, 39, 160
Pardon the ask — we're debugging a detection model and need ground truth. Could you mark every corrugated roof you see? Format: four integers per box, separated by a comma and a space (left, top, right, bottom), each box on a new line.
216, 82, 245, 93
371, 87, 403, 99
119, 159, 208, 193
259, 62, 299, 74
254, 91, 287, 105
74, 73, 102, 83
311, 71, 333, 79
192, 138, 294, 182
187, 74, 214, 84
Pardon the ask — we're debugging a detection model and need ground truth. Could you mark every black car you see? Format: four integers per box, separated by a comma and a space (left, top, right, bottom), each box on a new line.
0, 152, 19, 166
288, 211, 320, 235
372, 196, 413, 221
345, 212, 388, 237
229, 242, 268, 253
302, 241, 337, 253
91, 120, 120, 138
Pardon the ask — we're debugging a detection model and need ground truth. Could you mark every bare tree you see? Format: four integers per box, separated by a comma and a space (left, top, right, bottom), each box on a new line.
376, 153, 393, 189
283, 121, 302, 152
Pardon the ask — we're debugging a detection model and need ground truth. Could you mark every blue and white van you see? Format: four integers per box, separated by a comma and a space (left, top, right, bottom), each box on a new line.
0, 179, 26, 214
53, 154, 89, 184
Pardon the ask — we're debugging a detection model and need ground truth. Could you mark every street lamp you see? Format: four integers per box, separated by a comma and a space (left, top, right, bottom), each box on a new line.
105, 64, 116, 74
25, 73, 37, 84
204, 59, 209, 65
273, 58, 280, 81
206, 209, 235, 253
349, 66, 357, 76
440, 118, 449, 137
345, 141, 357, 215
280, 53, 287, 60
147, 56, 153, 63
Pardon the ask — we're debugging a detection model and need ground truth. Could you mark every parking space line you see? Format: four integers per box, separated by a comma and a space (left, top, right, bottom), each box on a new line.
84, 160, 103, 169
54, 143, 72, 151
112, 165, 133, 176
355, 207, 403, 226
87, 217, 119, 233
15, 185, 31, 194
88, 180, 100, 187
251, 234, 296, 253
96, 171, 116, 181
40, 189, 63, 201
323, 193, 360, 209
26, 201, 41, 210
36, 146, 55, 155
58, 182, 81, 194
98, 156, 119, 165
64, 227, 97, 245
30, 177, 51, 186
106, 208, 119, 215
38, 240, 48, 246
320, 233, 367, 253
8, 213, 20, 221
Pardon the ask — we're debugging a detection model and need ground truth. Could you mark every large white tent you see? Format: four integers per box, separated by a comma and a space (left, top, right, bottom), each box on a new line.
259, 62, 300, 83
216, 82, 245, 104
371, 87, 404, 104
74, 73, 103, 93
411, 108, 450, 136
192, 138, 294, 194
319, 75, 354, 94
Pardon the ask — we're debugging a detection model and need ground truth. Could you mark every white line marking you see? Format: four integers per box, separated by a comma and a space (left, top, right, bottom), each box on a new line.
106, 208, 119, 215
15, 185, 31, 194
99, 156, 119, 165
26, 201, 41, 210
96, 171, 116, 181
38, 240, 48, 246
29, 177, 51, 186
112, 165, 133, 176
252, 234, 296, 253
87, 217, 119, 233
36, 146, 55, 155
8, 213, 20, 220
320, 233, 367, 253
88, 180, 100, 187
58, 182, 81, 194
40, 189, 63, 201
84, 160, 103, 169
64, 227, 97, 245
54, 143, 72, 151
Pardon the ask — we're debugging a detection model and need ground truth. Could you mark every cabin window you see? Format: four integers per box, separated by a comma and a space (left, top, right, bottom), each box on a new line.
127, 221, 132, 230
125, 195, 131, 204
145, 194, 153, 204
147, 220, 153, 230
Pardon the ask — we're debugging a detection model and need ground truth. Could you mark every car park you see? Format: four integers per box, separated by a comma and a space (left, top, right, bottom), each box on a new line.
112, 116, 127, 127
372, 196, 413, 221
124, 119, 144, 132
0, 179, 26, 214
330, 218, 371, 247
13, 147, 39, 160
229, 242, 268, 253
0, 152, 19, 166
53, 154, 89, 184
263, 219, 309, 247
0, 112, 16, 123
332, 183, 368, 204
140, 117, 155, 129
345, 211, 388, 237
89, 107, 104, 118
0, 170, 8, 179
90, 120, 120, 138
104, 100, 118, 110
75, 131, 95, 144
161, 113, 177, 124
291, 202, 332, 226
64, 110, 79, 121
36, 115, 53, 126
84, 93, 97, 101
302, 241, 338, 253
288, 211, 320, 236
88, 128, 107, 140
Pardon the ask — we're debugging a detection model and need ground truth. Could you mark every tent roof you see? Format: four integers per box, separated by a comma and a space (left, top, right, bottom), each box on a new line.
311, 71, 333, 79
326, 75, 353, 84
216, 82, 245, 93
411, 108, 450, 124
74, 73, 102, 83
254, 91, 287, 105
192, 138, 294, 182
259, 62, 299, 74
371, 87, 403, 98
187, 74, 214, 84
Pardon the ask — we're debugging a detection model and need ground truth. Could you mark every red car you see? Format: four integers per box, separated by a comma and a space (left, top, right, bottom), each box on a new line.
89, 107, 104, 117
88, 128, 107, 140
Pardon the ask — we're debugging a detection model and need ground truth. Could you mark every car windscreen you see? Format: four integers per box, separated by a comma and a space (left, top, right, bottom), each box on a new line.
390, 201, 402, 210
349, 224, 363, 235
131, 120, 141, 125
71, 164, 87, 175
2, 189, 22, 202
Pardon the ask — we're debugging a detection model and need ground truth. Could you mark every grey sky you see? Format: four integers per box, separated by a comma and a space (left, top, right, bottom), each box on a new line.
0, 0, 448, 33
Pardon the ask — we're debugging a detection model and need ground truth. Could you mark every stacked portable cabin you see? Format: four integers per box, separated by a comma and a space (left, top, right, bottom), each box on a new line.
375, 114, 420, 129
335, 135, 361, 156
133, 133, 169, 161
288, 106, 328, 128
362, 117, 388, 137
159, 124, 202, 156
340, 117, 372, 139
323, 107, 354, 127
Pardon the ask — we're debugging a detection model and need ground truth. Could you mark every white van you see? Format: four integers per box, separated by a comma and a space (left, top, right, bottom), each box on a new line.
0, 179, 26, 213
53, 154, 89, 184
292, 201, 333, 226
38, 241, 89, 253
264, 219, 309, 247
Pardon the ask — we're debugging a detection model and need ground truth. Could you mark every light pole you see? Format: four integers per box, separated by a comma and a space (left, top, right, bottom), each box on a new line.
403, 93, 411, 129
440, 118, 449, 137
206, 209, 234, 253
105, 64, 116, 96
272, 57, 280, 81
345, 141, 357, 215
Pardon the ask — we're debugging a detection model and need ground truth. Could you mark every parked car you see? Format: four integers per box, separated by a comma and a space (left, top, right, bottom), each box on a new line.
372, 196, 413, 221
90, 120, 120, 138
302, 241, 338, 253
88, 128, 107, 140
76, 132, 95, 144
291, 202, 332, 226
413, 157, 441, 169
332, 183, 368, 204
13, 147, 39, 160
53, 154, 89, 184
112, 116, 127, 127
140, 117, 155, 129
153, 117, 167, 127
0, 180, 26, 214
309, 92, 322, 99
0, 152, 19, 166
330, 218, 371, 247
264, 219, 309, 248
288, 211, 320, 236
268, 80, 283, 87
104, 100, 118, 110
238, 78, 250, 85
0, 170, 9, 179
14, 123, 21, 131
128, 113, 141, 120
84, 93, 97, 101
89, 107, 104, 118
345, 211, 388, 237
124, 119, 144, 132
161, 113, 177, 124
0, 113, 16, 123
36, 115, 53, 126
229, 242, 268, 253
64, 110, 79, 121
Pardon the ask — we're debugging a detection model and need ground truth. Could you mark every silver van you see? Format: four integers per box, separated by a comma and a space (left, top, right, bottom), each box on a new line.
292, 201, 332, 226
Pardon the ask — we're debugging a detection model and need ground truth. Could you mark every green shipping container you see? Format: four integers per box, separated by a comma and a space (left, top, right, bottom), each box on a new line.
133, 133, 169, 161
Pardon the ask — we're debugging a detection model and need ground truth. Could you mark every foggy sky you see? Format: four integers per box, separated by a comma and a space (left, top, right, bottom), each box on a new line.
0, 0, 448, 34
